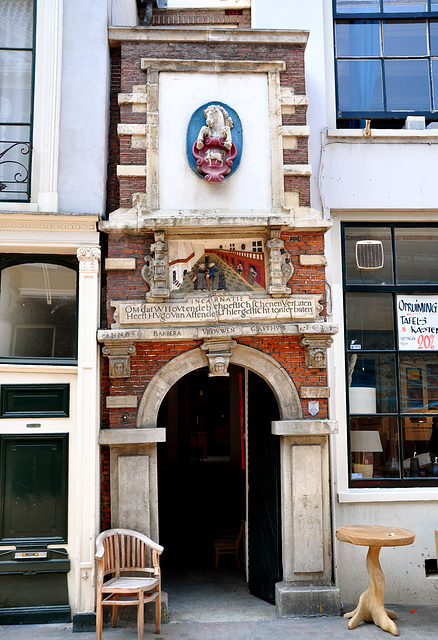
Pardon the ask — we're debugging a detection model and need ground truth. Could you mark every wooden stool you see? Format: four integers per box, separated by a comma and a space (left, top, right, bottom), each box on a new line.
336, 525, 415, 636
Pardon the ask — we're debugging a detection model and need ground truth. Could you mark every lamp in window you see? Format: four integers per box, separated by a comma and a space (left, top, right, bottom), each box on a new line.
351, 430, 383, 479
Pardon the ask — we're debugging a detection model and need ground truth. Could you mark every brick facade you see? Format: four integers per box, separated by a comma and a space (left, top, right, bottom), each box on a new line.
101, 27, 330, 532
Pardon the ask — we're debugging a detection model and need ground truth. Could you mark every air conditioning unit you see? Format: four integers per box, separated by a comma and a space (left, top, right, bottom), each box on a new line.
355, 240, 384, 270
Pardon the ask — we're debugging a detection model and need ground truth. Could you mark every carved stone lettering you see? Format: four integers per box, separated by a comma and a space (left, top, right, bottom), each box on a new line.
112, 294, 322, 328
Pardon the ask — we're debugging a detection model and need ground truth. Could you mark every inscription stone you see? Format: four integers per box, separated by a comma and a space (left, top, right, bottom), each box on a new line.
112, 294, 322, 328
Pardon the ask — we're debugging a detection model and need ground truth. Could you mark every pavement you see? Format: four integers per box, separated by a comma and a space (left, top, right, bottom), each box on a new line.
1, 568, 437, 640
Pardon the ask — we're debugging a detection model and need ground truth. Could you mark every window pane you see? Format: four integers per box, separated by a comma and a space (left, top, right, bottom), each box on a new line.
336, 21, 380, 57
385, 59, 431, 110
0, 0, 34, 49
336, 0, 380, 13
383, 21, 427, 56
432, 2, 438, 10
0, 51, 32, 123
349, 353, 397, 413
344, 226, 393, 285
400, 354, 438, 412
337, 59, 384, 110
402, 416, 438, 476
430, 22, 438, 56
395, 228, 438, 283
432, 59, 438, 110
382, 0, 427, 12
0, 263, 77, 359
350, 417, 400, 479
0, 126, 31, 202
346, 292, 395, 350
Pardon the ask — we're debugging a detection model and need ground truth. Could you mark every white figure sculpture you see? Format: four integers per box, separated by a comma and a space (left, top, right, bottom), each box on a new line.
196, 104, 234, 151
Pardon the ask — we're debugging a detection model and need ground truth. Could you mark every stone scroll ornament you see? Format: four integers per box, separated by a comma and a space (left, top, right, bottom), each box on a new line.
187, 102, 242, 182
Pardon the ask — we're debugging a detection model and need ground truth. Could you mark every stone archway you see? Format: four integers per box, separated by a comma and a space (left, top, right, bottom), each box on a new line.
136, 343, 303, 428
100, 342, 340, 616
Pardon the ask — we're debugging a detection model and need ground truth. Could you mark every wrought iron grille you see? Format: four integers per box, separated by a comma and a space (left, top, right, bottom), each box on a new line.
0, 140, 32, 201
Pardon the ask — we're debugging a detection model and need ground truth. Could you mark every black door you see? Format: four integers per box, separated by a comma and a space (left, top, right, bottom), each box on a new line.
247, 371, 282, 603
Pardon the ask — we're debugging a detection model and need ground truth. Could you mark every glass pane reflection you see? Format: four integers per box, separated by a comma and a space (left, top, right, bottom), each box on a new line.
402, 416, 438, 477
400, 354, 438, 412
385, 59, 431, 110
395, 228, 438, 284
346, 292, 395, 350
350, 416, 400, 479
0, 263, 77, 359
383, 21, 427, 57
336, 21, 380, 57
344, 226, 393, 285
349, 353, 397, 413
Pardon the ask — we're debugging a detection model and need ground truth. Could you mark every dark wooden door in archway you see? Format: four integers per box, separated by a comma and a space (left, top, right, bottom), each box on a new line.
247, 370, 282, 603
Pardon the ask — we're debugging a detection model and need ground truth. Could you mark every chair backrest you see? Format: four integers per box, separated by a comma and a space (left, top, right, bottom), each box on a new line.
235, 520, 245, 548
95, 528, 163, 579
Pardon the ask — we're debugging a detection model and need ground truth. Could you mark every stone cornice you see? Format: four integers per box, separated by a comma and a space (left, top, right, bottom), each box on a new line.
108, 26, 309, 47
99, 212, 333, 235
98, 322, 338, 344
141, 58, 286, 73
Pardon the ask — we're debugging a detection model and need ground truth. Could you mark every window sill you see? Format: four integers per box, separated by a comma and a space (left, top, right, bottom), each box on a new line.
0, 363, 77, 374
327, 129, 438, 142
0, 203, 39, 213
338, 487, 438, 503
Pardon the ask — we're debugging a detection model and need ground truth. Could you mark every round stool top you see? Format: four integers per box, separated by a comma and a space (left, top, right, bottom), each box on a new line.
336, 525, 415, 547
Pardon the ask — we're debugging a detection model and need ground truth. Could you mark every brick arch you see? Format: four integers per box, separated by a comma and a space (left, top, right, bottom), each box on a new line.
136, 343, 302, 428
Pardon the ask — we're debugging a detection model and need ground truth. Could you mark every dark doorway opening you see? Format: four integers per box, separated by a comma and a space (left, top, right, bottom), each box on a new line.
157, 363, 282, 603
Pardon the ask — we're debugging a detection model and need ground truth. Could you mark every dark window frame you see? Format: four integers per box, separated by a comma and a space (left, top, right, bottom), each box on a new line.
333, 1, 438, 123
342, 222, 438, 487
0, 254, 79, 365
0, 0, 36, 202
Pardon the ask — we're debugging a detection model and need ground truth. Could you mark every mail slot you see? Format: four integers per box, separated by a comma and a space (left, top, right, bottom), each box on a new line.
0, 547, 71, 624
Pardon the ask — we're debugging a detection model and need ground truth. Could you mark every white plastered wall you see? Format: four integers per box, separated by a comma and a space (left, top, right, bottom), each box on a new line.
158, 72, 271, 212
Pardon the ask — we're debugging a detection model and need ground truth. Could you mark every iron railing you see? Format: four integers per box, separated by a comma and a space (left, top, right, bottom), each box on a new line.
0, 141, 32, 202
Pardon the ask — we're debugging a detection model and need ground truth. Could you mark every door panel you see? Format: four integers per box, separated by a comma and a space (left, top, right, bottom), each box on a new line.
247, 371, 282, 603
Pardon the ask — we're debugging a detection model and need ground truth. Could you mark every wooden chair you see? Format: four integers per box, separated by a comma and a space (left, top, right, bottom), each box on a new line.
213, 519, 245, 571
95, 528, 164, 640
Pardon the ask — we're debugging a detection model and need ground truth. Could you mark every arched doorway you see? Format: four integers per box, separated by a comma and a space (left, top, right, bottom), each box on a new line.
156, 363, 282, 603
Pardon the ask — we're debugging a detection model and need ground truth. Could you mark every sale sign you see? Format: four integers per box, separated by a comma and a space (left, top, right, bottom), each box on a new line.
397, 295, 438, 350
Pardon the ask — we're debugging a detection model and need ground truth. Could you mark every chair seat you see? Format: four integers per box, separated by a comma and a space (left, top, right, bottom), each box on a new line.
102, 576, 159, 592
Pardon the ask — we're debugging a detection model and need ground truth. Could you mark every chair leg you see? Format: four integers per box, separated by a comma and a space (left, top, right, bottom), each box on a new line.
137, 591, 144, 640
96, 595, 103, 640
155, 589, 161, 634
111, 594, 119, 628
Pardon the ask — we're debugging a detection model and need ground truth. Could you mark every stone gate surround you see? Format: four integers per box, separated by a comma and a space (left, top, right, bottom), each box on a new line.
99, 343, 340, 616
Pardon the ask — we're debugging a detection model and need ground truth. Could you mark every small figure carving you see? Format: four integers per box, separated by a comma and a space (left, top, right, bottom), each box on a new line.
193, 104, 237, 182
141, 231, 170, 302
196, 105, 234, 151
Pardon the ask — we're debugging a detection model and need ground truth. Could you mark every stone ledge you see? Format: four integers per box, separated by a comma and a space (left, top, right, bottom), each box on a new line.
283, 164, 312, 176
300, 387, 330, 399
99, 428, 166, 445
106, 396, 138, 408
117, 165, 147, 177
272, 420, 338, 436
105, 258, 136, 270
275, 582, 341, 617
117, 124, 147, 136
300, 255, 328, 266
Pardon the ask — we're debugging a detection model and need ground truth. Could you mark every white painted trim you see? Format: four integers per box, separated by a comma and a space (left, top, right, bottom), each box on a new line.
338, 488, 438, 503
32, 0, 63, 211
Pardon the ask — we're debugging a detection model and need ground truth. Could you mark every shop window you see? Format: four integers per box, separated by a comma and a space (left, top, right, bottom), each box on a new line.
0, 434, 68, 545
343, 224, 438, 486
0, 0, 35, 202
334, 0, 438, 125
0, 256, 78, 363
